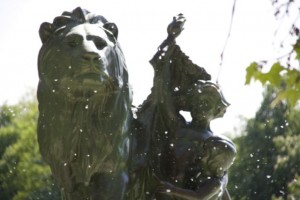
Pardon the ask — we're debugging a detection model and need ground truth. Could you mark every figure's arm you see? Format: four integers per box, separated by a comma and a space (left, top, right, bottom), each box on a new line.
157, 178, 223, 200
159, 14, 186, 50
149, 14, 186, 125
150, 14, 186, 65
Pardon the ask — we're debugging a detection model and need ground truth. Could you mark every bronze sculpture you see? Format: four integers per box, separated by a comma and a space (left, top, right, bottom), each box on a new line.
37, 8, 236, 200
129, 14, 236, 200
155, 81, 236, 200
37, 7, 132, 200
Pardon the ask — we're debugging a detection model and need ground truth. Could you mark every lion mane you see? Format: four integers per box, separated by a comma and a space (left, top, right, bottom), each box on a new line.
37, 7, 132, 199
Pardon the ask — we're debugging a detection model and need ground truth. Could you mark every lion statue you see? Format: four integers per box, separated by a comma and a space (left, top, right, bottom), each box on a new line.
37, 7, 132, 200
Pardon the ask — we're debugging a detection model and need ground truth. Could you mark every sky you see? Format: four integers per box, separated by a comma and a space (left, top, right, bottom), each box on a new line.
0, 0, 287, 135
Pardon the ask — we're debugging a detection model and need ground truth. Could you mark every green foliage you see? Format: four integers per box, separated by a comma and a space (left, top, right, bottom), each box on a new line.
245, 62, 284, 86
286, 175, 300, 199
0, 105, 19, 157
228, 87, 300, 199
0, 97, 60, 200
245, 1, 300, 108
241, 2, 300, 196
245, 61, 300, 107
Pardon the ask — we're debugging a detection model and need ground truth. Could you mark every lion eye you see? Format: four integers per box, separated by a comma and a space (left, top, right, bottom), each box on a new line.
65, 35, 82, 48
68, 40, 79, 47
86, 35, 107, 50
94, 38, 107, 50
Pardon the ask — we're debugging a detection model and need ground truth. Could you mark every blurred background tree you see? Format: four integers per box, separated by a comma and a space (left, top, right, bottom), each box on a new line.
0, 96, 60, 200
228, 86, 300, 199
228, 0, 300, 199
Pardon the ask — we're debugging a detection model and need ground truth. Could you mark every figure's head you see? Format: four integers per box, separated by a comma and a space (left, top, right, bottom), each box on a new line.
186, 82, 230, 122
38, 7, 128, 102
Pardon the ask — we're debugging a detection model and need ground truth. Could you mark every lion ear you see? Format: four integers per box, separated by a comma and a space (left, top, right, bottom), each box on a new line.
104, 22, 118, 39
39, 22, 54, 44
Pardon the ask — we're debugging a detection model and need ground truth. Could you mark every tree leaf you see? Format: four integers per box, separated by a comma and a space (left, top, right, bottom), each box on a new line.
245, 62, 260, 85
265, 62, 284, 86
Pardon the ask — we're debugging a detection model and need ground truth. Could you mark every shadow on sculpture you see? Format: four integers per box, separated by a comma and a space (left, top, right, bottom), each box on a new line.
37, 8, 236, 200
37, 7, 132, 200
129, 14, 236, 200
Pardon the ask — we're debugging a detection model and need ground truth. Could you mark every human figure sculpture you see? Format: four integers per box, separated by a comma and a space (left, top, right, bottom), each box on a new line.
136, 13, 211, 180
128, 14, 236, 200
155, 82, 236, 200
37, 7, 132, 200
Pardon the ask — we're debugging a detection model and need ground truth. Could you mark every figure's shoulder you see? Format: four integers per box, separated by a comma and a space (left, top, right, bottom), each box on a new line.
204, 134, 237, 159
176, 126, 212, 142
207, 134, 235, 147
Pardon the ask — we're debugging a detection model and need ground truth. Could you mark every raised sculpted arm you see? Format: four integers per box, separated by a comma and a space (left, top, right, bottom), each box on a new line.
149, 14, 187, 125
159, 13, 186, 51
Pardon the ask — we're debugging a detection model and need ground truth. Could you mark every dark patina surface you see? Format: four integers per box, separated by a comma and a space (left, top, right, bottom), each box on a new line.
37, 7, 131, 200
37, 8, 236, 200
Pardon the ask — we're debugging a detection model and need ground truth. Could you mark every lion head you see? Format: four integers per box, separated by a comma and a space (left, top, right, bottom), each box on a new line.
37, 7, 132, 195
38, 7, 127, 101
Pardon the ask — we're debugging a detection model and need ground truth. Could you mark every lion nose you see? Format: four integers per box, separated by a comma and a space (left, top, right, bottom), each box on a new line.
82, 52, 100, 62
